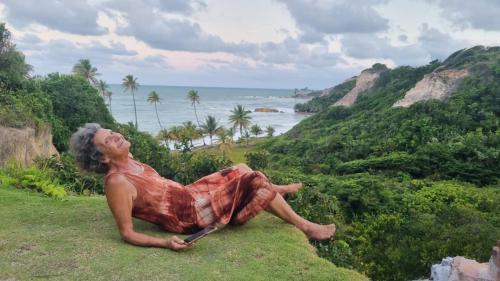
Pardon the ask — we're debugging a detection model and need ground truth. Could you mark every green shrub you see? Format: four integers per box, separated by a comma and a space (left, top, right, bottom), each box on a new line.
0, 161, 67, 199
35, 154, 104, 195
170, 151, 232, 185
39, 73, 115, 151
264, 169, 499, 281
245, 150, 270, 170
335, 152, 417, 175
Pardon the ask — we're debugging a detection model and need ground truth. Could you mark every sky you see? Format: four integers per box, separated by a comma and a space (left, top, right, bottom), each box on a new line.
1, 0, 500, 89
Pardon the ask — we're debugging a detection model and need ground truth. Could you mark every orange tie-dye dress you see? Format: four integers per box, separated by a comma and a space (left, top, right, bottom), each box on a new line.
105, 161, 277, 234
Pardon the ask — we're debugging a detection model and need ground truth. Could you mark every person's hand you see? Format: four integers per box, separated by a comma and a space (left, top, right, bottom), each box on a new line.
166, 236, 192, 251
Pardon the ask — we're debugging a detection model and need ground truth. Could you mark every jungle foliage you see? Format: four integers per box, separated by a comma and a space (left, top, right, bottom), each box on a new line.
256, 47, 500, 280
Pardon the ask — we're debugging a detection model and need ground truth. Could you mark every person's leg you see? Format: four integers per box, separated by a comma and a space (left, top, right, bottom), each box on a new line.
232, 168, 334, 240
265, 193, 336, 240
232, 164, 303, 195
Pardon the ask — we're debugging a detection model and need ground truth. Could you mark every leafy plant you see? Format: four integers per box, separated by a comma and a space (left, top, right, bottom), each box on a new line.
0, 161, 67, 199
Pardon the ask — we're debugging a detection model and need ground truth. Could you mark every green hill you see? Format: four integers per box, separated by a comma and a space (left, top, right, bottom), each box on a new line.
0, 187, 367, 281
270, 46, 500, 185
253, 46, 500, 281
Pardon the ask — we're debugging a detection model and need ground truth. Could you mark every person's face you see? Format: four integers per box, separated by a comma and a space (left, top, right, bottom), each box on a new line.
93, 129, 130, 161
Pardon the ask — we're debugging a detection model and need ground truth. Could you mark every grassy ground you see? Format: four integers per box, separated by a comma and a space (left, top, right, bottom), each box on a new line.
196, 137, 268, 163
0, 188, 367, 281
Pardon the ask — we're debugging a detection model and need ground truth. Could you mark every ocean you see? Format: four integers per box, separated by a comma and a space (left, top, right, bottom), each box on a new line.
108, 85, 309, 143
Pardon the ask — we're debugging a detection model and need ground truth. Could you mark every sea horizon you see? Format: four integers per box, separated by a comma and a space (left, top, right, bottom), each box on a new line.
107, 84, 310, 145
109, 83, 299, 91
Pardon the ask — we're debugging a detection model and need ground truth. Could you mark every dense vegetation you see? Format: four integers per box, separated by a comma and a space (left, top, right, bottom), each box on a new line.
253, 46, 500, 280
0, 24, 230, 196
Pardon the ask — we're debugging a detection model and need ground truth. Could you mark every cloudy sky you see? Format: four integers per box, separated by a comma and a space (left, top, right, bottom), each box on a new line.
1, 0, 500, 89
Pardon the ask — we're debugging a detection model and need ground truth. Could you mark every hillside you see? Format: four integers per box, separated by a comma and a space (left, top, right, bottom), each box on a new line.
0, 187, 367, 281
296, 46, 500, 113
276, 46, 500, 185
254, 46, 500, 281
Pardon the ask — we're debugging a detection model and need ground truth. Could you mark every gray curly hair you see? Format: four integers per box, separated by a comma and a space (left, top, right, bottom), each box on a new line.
69, 123, 109, 173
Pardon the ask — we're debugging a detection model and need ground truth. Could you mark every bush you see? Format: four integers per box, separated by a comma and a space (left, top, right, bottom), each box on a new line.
169, 151, 232, 185
264, 169, 500, 281
0, 161, 67, 199
35, 153, 104, 195
245, 150, 270, 170
39, 73, 114, 151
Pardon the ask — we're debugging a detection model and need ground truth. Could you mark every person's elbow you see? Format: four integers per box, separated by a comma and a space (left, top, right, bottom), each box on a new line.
120, 229, 135, 244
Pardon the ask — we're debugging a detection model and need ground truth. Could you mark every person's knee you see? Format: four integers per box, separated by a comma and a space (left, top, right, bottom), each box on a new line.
234, 163, 252, 173
249, 171, 269, 188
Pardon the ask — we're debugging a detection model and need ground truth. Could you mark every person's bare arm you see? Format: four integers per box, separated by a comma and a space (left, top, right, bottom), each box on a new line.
105, 174, 190, 251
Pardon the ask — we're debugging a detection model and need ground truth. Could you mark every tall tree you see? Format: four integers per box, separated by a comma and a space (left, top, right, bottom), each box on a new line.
122, 74, 139, 129
250, 124, 263, 137
157, 128, 170, 147
266, 125, 275, 137
201, 115, 220, 146
104, 90, 113, 114
182, 121, 200, 147
243, 130, 250, 147
216, 127, 233, 158
0, 23, 32, 89
72, 59, 99, 85
187, 89, 206, 145
147, 90, 163, 130
229, 104, 252, 140
96, 80, 108, 98
227, 127, 235, 142
168, 126, 182, 147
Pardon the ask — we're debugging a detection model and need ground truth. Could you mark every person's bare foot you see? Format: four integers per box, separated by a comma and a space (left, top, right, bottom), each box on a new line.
304, 223, 336, 240
276, 183, 303, 195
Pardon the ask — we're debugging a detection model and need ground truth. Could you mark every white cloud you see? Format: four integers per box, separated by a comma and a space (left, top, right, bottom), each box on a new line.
418, 23, 469, 60
2, 0, 106, 35
431, 0, 500, 31
105, 0, 259, 55
278, 0, 389, 43
1, 0, 499, 88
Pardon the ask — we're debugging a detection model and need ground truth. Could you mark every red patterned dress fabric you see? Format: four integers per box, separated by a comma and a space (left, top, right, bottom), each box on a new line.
105, 161, 277, 234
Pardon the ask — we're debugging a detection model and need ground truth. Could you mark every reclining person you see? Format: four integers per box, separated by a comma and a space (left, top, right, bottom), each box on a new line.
70, 123, 336, 251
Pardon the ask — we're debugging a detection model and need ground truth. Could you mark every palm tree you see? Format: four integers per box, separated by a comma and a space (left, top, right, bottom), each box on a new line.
243, 130, 250, 147
147, 91, 163, 130
266, 125, 275, 137
187, 90, 206, 145
216, 127, 233, 158
169, 126, 182, 147
229, 104, 252, 140
201, 115, 220, 146
72, 59, 99, 85
182, 121, 200, 147
122, 74, 139, 129
96, 80, 108, 98
250, 124, 263, 137
157, 128, 170, 147
103, 90, 113, 114
227, 127, 235, 142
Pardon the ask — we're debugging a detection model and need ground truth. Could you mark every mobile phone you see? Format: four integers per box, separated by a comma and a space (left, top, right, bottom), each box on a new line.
184, 225, 219, 244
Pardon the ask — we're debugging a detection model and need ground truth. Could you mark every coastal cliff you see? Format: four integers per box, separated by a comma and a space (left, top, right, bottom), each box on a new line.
0, 126, 58, 166
393, 69, 469, 107
333, 64, 389, 107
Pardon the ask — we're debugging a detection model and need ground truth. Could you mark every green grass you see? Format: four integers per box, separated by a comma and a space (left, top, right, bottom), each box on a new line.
0, 188, 367, 281
198, 137, 268, 164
